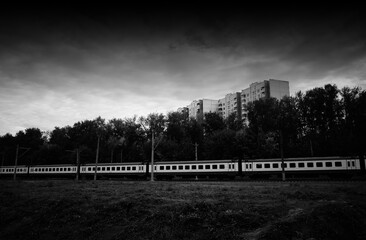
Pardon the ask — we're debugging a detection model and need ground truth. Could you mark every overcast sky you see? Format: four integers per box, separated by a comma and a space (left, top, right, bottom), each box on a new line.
1, 6, 365, 135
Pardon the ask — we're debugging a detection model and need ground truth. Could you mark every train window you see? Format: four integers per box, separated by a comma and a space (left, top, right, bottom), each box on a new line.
160, 166, 164, 170
68, 168, 71, 171
121, 167, 125, 171
154, 166, 156, 171
205, 165, 211, 170
166, 166, 171, 170
273, 163, 279, 168
107, 167, 110, 171
192, 165, 197, 170
46, 168, 49, 172
127, 167, 131, 171
246, 164, 249, 168
172, 166, 177, 170
179, 166, 183, 170
249, 164, 252, 168
98, 167, 101, 171
52, 168, 55, 171
347, 161, 350, 167
352, 161, 355, 167
212, 165, 217, 169
88, 167, 91, 171
198, 165, 203, 170
112, 167, 115, 171
307, 162, 314, 167
298, 163, 305, 168
117, 167, 120, 171
219, 164, 225, 169
185, 165, 190, 170
59, 168, 62, 172
316, 162, 323, 167
290, 163, 296, 168
102, 167, 105, 171
264, 164, 270, 168
335, 162, 342, 167
42, 168, 45, 172
325, 162, 332, 167
132, 167, 136, 171
281, 163, 287, 168
256, 164, 262, 169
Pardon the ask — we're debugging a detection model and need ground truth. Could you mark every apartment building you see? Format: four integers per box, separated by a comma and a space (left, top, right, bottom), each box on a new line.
187, 99, 219, 122
241, 79, 289, 120
180, 79, 289, 122
218, 92, 242, 119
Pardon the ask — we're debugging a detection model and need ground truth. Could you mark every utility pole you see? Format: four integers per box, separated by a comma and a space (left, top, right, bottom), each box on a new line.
195, 142, 198, 181
280, 130, 286, 181
195, 142, 198, 161
76, 148, 80, 181
67, 149, 81, 181
14, 145, 19, 181
151, 130, 154, 182
94, 135, 100, 181
13, 145, 30, 181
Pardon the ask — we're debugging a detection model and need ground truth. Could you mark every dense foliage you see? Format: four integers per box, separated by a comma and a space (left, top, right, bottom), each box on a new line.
1, 84, 365, 166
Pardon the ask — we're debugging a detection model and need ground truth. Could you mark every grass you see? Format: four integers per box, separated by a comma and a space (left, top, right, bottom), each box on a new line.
1, 180, 366, 240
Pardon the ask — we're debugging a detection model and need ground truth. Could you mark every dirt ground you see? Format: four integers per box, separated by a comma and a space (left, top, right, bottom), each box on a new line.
1, 180, 366, 240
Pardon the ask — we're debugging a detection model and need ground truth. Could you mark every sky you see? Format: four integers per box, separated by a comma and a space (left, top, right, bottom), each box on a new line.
1, 5, 365, 135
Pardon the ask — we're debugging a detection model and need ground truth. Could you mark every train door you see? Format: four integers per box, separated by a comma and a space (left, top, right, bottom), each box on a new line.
138, 165, 145, 173
346, 159, 357, 170
228, 163, 236, 172
243, 161, 253, 172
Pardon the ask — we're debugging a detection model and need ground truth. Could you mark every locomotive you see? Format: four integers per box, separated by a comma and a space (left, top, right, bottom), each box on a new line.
1, 156, 365, 180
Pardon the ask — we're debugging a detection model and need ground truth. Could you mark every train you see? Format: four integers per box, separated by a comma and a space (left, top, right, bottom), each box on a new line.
1, 156, 365, 180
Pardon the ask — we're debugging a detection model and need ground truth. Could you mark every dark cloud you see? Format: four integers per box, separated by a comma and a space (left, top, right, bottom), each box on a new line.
0, 6, 365, 134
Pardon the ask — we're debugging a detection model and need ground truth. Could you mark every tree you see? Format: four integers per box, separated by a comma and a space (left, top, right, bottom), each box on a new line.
203, 112, 225, 135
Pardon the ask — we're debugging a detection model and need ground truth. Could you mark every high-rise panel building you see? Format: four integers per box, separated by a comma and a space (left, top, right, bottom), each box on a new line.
218, 92, 241, 119
179, 79, 289, 122
187, 99, 219, 122
241, 79, 289, 120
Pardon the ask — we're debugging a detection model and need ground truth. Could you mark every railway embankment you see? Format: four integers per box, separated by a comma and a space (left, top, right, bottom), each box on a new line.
1, 180, 366, 240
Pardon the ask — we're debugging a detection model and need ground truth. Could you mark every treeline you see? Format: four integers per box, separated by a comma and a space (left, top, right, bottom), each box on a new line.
0, 84, 365, 166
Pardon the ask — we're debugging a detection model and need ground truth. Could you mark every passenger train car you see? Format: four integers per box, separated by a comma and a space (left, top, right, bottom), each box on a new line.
0, 156, 365, 180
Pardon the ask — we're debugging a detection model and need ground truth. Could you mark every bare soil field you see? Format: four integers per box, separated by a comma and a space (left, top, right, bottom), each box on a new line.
1, 180, 366, 240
